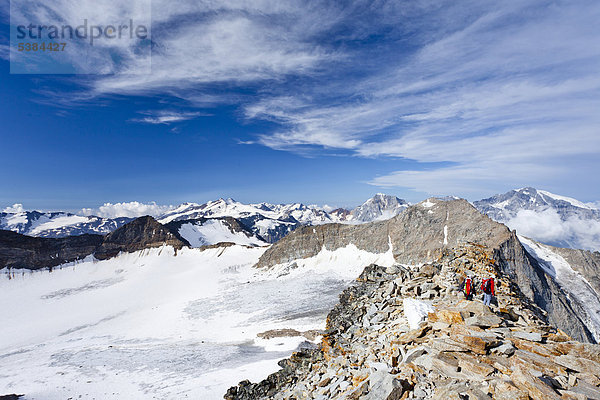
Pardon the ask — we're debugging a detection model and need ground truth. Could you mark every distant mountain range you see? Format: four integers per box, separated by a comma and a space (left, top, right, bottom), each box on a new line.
474, 187, 600, 221
474, 187, 600, 251
2, 189, 598, 251
0, 194, 409, 245
0, 210, 133, 238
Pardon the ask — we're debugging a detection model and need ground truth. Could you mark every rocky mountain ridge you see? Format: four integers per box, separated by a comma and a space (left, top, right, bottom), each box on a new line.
0, 216, 186, 270
256, 198, 510, 269
256, 198, 598, 344
227, 244, 600, 399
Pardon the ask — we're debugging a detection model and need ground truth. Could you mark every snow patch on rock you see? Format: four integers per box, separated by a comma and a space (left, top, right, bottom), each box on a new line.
403, 298, 434, 330
520, 236, 600, 342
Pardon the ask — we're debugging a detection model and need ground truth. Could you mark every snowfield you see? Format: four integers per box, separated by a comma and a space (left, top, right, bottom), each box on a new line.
178, 220, 266, 247
0, 243, 394, 399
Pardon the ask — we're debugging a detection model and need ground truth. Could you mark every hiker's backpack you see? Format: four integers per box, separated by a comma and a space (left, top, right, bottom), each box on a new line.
465, 278, 472, 295
483, 278, 492, 294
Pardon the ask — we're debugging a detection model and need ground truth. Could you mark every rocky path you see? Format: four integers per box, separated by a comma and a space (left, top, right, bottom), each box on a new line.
226, 244, 600, 399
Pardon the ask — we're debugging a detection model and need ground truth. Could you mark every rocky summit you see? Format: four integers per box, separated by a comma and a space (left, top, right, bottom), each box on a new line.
226, 244, 600, 400
226, 199, 600, 399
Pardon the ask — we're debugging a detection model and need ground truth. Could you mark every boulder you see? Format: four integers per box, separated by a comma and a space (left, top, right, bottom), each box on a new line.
510, 366, 561, 400
512, 331, 543, 342
428, 310, 464, 325
464, 314, 503, 328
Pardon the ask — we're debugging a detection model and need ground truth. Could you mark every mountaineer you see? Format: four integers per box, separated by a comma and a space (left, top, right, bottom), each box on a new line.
460, 275, 475, 300
481, 277, 495, 306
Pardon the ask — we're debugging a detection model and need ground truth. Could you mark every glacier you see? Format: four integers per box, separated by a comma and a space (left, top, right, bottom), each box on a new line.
0, 243, 394, 399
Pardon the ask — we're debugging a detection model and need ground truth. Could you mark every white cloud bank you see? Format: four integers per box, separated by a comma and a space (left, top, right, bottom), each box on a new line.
506, 209, 600, 252
2, 204, 25, 213
81, 202, 175, 218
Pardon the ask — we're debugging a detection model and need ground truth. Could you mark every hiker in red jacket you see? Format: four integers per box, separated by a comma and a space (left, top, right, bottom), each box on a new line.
481, 277, 495, 306
461, 275, 475, 300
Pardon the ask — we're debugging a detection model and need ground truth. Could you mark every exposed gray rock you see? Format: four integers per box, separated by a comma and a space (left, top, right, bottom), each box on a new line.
465, 314, 503, 328
256, 198, 511, 268
493, 232, 596, 343
512, 331, 543, 342
1, 216, 187, 270
0, 230, 103, 270
256, 198, 596, 344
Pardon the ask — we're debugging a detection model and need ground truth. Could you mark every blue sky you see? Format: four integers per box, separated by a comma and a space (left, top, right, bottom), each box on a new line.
1, 0, 600, 211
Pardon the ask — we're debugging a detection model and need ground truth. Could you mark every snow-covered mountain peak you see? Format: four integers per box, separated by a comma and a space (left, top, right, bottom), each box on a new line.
537, 189, 597, 210
476, 187, 598, 217
350, 194, 409, 222
215, 197, 237, 205
474, 187, 600, 251
0, 208, 132, 238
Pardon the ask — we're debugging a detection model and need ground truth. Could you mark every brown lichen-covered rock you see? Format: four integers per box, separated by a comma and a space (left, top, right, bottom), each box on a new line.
428, 310, 464, 326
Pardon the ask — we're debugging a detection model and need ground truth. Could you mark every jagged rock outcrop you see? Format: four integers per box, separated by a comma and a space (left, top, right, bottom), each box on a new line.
0, 216, 187, 269
228, 245, 600, 399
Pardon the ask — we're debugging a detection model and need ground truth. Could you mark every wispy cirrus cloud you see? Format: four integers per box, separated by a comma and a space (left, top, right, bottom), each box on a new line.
64, 0, 352, 94
0, 44, 9, 61
243, 0, 600, 197
7, 0, 600, 198
131, 110, 209, 125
